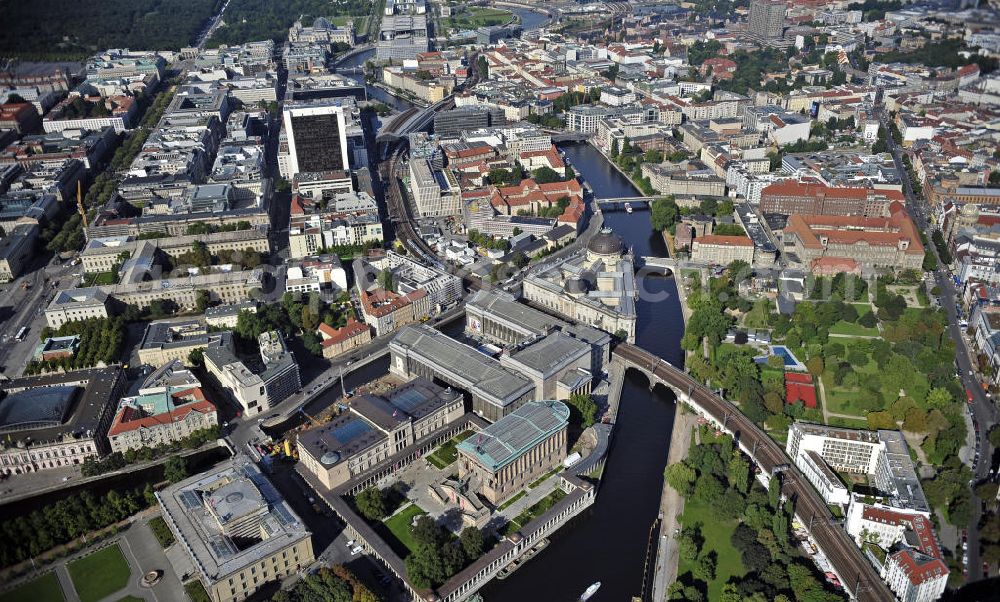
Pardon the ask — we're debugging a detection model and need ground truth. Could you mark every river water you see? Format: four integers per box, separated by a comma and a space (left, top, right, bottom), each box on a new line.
338, 6, 549, 112
481, 144, 685, 601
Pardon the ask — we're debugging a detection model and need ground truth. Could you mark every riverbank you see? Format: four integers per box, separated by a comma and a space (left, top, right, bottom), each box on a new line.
651, 405, 698, 601
586, 138, 651, 197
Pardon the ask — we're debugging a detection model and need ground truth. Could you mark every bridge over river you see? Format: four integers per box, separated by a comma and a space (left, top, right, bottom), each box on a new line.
613, 342, 895, 602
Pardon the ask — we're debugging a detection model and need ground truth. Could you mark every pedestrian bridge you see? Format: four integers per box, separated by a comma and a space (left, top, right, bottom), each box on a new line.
611, 342, 894, 602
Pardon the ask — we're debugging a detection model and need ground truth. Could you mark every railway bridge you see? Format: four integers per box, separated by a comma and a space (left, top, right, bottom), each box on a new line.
612, 342, 895, 602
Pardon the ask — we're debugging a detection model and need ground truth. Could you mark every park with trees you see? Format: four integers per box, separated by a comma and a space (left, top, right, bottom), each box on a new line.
665, 426, 843, 601
681, 263, 973, 533
235, 291, 354, 357
26, 317, 126, 375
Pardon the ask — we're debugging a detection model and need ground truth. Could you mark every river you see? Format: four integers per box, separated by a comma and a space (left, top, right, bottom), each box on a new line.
337, 6, 549, 112
481, 144, 684, 601
512, 7, 550, 32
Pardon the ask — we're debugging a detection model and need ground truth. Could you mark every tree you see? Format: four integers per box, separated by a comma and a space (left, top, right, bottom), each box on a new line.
694, 551, 717, 582
805, 356, 824, 377
566, 393, 598, 428
477, 55, 489, 80
664, 462, 697, 495
355, 487, 387, 521
925, 387, 952, 409
188, 347, 205, 367
195, 289, 211, 313
728, 452, 750, 494
768, 476, 781, 509
650, 196, 680, 232
866, 411, 896, 430
989, 425, 1000, 448
459, 526, 484, 559
164, 455, 189, 483
676, 524, 703, 561
532, 166, 562, 184
610, 138, 619, 158
378, 269, 395, 292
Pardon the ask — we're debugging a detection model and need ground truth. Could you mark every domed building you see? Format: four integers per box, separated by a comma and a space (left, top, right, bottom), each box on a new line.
586, 228, 625, 264
522, 226, 637, 342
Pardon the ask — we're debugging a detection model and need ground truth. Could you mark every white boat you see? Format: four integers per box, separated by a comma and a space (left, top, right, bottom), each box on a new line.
624, 202, 633, 213
580, 582, 601, 600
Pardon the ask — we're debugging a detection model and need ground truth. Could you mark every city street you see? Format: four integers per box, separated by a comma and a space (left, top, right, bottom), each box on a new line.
878, 105, 998, 579
0, 256, 80, 378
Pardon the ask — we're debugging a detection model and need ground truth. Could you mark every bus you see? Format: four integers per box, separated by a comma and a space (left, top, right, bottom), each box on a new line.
14, 326, 27, 341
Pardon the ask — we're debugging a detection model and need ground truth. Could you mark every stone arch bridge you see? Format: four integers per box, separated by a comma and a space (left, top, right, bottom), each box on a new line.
612, 342, 894, 602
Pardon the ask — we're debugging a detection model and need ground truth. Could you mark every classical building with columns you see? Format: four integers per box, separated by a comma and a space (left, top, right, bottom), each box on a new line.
457, 400, 569, 506
521, 228, 637, 343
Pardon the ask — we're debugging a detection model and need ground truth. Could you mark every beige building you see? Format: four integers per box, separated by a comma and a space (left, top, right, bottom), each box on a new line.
0, 367, 126, 476
297, 379, 464, 489
521, 229, 638, 343
204, 331, 301, 418
81, 229, 270, 274
782, 210, 924, 272
690, 234, 755, 265
157, 457, 314, 602
45, 288, 111, 328
457, 400, 569, 506
641, 163, 726, 197
108, 362, 218, 453
137, 320, 234, 367
359, 287, 430, 336
382, 66, 454, 103
0, 224, 38, 283
317, 318, 371, 359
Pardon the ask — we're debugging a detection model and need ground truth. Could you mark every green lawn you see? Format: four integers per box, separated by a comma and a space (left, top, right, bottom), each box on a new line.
382, 504, 428, 556
426, 430, 473, 469
184, 580, 211, 602
497, 490, 527, 511
503, 489, 567, 536
116, 597, 146, 602
0, 572, 65, 602
446, 7, 512, 28
148, 516, 174, 548
828, 304, 878, 337
820, 336, 887, 418
677, 495, 745, 600
826, 415, 870, 429
81, 271, 117, 286
528, 468, 559, 489
67, 544, 131, 602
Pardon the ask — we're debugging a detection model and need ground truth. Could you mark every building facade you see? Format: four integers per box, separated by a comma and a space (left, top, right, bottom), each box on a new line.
297, 378, 464, 489
456, 400, 569, 505
157, 457, 315, 602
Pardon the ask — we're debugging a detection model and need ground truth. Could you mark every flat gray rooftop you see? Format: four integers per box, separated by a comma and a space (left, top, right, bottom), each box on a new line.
157, 456, 311, 584
391, 324, 533, 405
457, 400, 569, 472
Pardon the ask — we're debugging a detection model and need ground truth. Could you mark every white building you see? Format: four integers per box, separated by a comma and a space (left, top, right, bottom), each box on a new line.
408, 158, 461, 218
280, 102, 350, 180
786, 422, 930, 512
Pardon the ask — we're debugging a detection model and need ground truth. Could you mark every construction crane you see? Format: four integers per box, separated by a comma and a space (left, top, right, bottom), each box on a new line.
76, 181, 88, 229
299, 407, 324, 428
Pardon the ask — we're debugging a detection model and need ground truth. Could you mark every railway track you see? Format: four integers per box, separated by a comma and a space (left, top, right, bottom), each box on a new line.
613, 343, 895, 602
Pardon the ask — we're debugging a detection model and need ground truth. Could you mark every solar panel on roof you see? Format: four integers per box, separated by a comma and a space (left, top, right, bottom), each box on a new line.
208, 536, 237, 559
180, 490, 202, 510
392, 388, 428, 412
272, 504, 295, 525
330, 419, 373, 445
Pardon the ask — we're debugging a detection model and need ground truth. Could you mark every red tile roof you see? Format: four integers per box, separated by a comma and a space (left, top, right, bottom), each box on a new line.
762, 180, 905, 203
694, 234, 754, 247
784, 210, 924, 254
318, 317, 369, 347
107, 388, 215, 437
